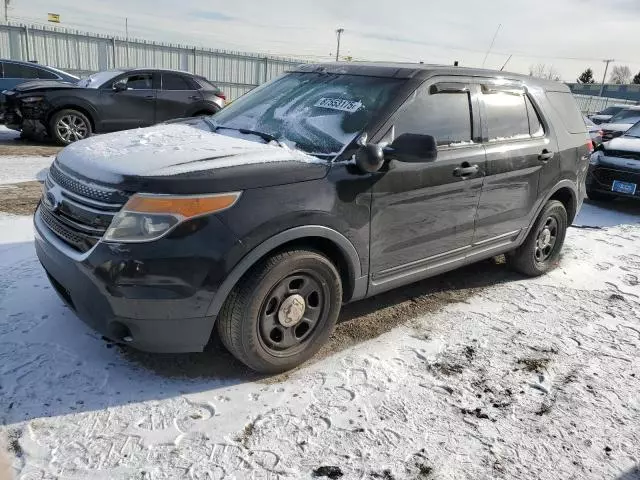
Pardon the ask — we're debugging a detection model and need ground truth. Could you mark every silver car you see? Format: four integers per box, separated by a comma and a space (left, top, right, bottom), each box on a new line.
598, 106, 640, 142
584, 115, 602, 146
589, 105, 629, 125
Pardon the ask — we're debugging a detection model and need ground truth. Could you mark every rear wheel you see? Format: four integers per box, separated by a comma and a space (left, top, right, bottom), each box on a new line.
217, 249, 342, 373
507, 200, 568, 277
49, 109, 92, 146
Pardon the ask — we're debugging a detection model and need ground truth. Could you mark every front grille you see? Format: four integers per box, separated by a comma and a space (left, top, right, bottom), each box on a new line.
593, 168, 640, 191
39, 164, 129, 252
605, 150, 640, 162
49, 162, 129, 205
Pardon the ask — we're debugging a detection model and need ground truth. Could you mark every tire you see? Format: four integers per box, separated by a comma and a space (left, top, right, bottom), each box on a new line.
507, 200, 568, 277
217, 249, 343, 373
587, 188, 616, 202
49, 109, 92, 146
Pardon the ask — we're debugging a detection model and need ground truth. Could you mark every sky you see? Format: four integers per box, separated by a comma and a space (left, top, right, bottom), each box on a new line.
7, 0, 640, 82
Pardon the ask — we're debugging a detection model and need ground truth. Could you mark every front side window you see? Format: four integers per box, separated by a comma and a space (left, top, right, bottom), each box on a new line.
211, 72, 404, 157
393, 86, 472, 147
123, 74, 153, 90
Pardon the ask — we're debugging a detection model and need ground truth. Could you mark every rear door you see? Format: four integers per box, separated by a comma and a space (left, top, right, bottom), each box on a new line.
156, 73, 203, 122
473, 82, 556, 244
369, 79, 486, 290
98, 72, 157, 131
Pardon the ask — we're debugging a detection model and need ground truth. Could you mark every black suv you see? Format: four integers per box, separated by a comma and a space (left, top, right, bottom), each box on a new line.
34, 63, 590, 373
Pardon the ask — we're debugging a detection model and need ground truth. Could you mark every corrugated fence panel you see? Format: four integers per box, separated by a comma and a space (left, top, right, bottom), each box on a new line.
0, 22, 304, 100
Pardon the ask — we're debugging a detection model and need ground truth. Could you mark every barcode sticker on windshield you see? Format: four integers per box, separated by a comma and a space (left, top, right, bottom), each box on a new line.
314, 98, 363, 113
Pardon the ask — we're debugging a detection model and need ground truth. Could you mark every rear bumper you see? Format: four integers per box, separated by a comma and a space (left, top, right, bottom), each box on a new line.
34, 207, 240, 353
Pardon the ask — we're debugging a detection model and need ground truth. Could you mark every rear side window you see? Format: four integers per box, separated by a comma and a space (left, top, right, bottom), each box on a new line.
394, 86, 472, 146
2, 62, 57, 79
546, 91, 586, 133
162, 73, 194, 91
482, 90, 530, 141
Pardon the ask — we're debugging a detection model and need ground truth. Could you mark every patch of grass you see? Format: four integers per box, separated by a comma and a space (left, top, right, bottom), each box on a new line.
517, 357, 551, 372
6, 428, 23, 458
431, 361, 464, 376
416, 463, 433, 477
235, 418, 257, 448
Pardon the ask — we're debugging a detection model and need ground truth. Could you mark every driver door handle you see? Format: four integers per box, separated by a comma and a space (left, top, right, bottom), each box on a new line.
539, 150, 555, 162
453, 164, 479, 177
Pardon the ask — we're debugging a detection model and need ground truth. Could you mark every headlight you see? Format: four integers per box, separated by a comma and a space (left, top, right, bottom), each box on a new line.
20, 96, 44, 103
104, 192, 241, 243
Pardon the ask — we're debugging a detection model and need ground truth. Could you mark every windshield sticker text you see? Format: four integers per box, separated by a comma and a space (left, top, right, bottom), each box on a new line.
314, 98, 363, 113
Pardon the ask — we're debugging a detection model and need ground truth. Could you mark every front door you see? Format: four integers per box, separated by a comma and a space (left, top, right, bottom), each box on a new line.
473, 83, 557, 244
98, 72, 157, 131
156, 72, 203, 122
369, 80, 485, 292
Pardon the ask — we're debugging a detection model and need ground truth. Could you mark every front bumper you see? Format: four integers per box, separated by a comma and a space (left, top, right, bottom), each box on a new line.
587, 158, 640, 199
34, 206, 241, 353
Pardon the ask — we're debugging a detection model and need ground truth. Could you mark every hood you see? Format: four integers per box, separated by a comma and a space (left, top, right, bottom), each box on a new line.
603, 135, 640, 153
55, 118, 330, 193
11, 80, 79, 93
599, 122, 634, 132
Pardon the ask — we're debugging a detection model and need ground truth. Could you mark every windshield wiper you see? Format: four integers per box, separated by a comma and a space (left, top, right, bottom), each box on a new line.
213, 125, 284, 146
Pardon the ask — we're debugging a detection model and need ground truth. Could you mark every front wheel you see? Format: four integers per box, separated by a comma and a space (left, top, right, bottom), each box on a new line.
217, 249, 343, 373
507, 200, 568, 277
49, 109, 92, 146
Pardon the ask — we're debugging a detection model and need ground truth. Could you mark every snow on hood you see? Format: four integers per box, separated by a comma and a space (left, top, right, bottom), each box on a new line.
56, 120, 323, 184
604, 135, 640, 152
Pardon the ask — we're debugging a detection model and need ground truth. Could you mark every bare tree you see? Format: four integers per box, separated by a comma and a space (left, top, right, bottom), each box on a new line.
529, 63, 561, 81
609, 65, 632, 84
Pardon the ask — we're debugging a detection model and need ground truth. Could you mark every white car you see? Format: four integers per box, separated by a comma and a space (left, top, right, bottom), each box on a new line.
589, 104, 629, 125
598, 106, 640, 142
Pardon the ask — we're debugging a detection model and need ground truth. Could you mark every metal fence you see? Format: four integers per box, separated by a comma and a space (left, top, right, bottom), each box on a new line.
0, 22, 305, 100
573, 94, 638, 116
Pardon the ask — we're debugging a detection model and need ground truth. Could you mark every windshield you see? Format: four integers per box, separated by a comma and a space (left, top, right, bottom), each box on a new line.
609, 109, 640, 123
76, 70, 123, 88
599, 106, 624, 116
624, 121, 640, 138
210, 72, 404, 157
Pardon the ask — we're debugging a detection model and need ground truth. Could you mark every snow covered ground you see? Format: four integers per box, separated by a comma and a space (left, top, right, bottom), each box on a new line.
0, 197, 639, 477
0, 157, 52, 185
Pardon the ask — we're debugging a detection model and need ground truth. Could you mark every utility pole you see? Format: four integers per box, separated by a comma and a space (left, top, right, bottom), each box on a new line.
4, 0, 10, 22
600, 59, 614, 97
335, 28, 344, 62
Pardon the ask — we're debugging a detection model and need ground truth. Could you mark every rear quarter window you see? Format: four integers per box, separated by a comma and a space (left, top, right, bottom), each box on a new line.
546, 91, 586, 134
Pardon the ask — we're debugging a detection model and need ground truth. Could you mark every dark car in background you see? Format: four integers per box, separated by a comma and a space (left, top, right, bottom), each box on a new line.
599, 106, 640, 142
2, 68, 226, 145
589, 104, 629, 125
34, 62, 590, 372
0, 59, 79, 118
587, 120, 640, 201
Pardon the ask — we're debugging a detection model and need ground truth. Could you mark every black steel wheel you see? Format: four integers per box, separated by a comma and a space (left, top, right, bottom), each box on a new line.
217, 249, 342, 373
49, 109, 92, 146
508, 200, 568, 277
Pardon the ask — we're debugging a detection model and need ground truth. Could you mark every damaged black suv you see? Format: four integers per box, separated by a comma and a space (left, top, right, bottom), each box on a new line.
35, 63, 590, 373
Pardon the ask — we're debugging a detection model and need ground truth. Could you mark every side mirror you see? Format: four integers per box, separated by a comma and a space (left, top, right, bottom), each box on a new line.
387, 133, 437, 163
355, 143, 385, 173
113, 80, 127, 92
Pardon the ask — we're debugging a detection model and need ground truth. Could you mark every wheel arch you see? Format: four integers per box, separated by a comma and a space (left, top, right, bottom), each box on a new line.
206, 226, 365, 320
527, 181, 579, 235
